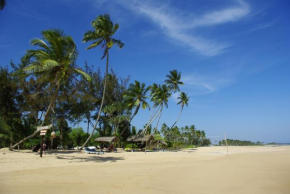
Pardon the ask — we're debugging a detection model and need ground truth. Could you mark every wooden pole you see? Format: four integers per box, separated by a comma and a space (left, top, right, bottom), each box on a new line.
145, 140, 147, 154
224, 133, 228, 156
40, 136, 43, 158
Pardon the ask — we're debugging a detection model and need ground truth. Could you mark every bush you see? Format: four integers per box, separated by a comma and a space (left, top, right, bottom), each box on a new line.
69, 127, 87, 147
173, 141, 184, 147
125, 143, 138, 149
165, 141, 173, 147
201, 139, 211, 146
22, 139, 41, 149
186, 145, 196, 148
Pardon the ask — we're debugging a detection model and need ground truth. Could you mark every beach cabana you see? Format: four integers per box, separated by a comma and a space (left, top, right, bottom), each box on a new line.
95, 136, 118, 143
127, 135, 154, 150
127, 134, 154, 142
94, 136, 119, 152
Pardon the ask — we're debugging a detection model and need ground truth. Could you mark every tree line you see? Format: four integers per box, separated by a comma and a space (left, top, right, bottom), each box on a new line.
0, 14, 211, 150
219, 139, 263, 146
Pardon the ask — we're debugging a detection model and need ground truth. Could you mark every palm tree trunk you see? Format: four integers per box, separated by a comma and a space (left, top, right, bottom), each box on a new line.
10, 83, 61, 150
82, 49, 109, 148
141, 107, 162, 135
87, 117, 90, 134
154, 106, 163, 134
130, 105, 140, 121
146, 106, 161, 127
170, 106, 184, 129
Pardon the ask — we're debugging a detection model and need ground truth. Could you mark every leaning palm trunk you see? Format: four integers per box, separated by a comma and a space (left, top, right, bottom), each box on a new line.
153, 106, 163, 134
141, 107, 162, 135
170, 106, 184, 129
120, 105, 160, 136
144, 106, 164, 152
10, 83, 61, 150
82, 50, 109, 148
162, 106, 183, 139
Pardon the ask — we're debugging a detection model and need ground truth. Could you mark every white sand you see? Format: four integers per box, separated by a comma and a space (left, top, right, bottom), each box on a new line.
0, 146, 289, 194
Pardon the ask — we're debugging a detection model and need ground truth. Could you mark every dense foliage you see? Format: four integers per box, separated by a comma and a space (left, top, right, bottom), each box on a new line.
219, 139, 263, 146
0, 14, 212, 150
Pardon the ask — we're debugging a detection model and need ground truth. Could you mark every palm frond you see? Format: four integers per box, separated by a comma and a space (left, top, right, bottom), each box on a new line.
86, 39, 103, 50
74, 68, 92, 82
0, 0, 6, 10
30, 39, 51, 52
112, 38, 124, 48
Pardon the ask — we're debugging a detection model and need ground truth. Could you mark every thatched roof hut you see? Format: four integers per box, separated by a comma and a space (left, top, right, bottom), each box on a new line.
127, 134, 154, 142
95, 136, 118, 143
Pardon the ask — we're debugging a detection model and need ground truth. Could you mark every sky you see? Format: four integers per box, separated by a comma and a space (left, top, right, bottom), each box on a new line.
1, 0, 290, 143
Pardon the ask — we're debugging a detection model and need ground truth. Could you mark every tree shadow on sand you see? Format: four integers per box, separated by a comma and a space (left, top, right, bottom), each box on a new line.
54, 155, 124, 163
45, 150, 84, 155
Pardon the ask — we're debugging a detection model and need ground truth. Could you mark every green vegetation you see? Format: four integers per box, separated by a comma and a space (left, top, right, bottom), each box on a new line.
0, 14, 211, 150
82, 14, 124, 148
219, 139, 263, 146
161, 124, 211, 147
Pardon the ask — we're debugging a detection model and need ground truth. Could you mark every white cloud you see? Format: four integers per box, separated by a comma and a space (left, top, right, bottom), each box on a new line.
190, 0, 250, 28
241, 21, 275, 34
181, 74, 235, 95
116, 0, 250, 56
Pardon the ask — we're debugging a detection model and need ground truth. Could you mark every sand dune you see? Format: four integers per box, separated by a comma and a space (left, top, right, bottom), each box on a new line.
1, 146, 289, 194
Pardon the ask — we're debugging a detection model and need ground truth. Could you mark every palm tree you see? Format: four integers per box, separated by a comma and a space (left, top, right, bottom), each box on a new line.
0, 0, 6, 10
10, 30, 91, 150
146, 83, 160, 123
82, 14, 124, 148
189, 125, 196, 145
121, 81, 150, 135
142, 84, 171, 134
165, 70, 184, 92
195, 130, 201, 145
200, 130, 206, 145
170, 92, 189, 129
124, 81, 150, 121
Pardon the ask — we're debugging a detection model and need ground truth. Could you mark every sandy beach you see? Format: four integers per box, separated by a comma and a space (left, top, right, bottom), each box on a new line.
1, 146, 290, 194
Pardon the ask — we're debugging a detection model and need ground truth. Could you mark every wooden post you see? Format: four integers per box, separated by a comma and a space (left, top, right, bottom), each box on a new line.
40, 136, 43, 158
224, 133, 228, 156
38, 125, 52, 157
145, 140, 147, 154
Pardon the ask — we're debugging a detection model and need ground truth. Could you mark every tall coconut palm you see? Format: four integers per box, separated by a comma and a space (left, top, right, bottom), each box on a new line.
165, 70, 184, 92
146, 83, 160, 122
189, 125, 196, 145
10, 30, 91, 150
124, 81, 150, 121
121, 81, 150, 135
142, 84, 171, 134
200, 130, 206, 145
170, 92, 189, 129
195, 130, 201, 145
82, 14, 124, 147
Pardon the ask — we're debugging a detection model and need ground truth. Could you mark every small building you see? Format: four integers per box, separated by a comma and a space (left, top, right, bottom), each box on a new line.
95, 136, 119, 144
127, 134, 154, 142
95, 136, 119, 152
127, 134, 154, 149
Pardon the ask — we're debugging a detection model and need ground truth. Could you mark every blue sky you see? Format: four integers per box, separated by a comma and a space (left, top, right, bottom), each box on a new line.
1, 0, 290, 143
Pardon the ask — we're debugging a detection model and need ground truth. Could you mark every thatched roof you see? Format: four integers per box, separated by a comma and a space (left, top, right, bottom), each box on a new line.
127, 135, 154, 142
95, 136, 118, 143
